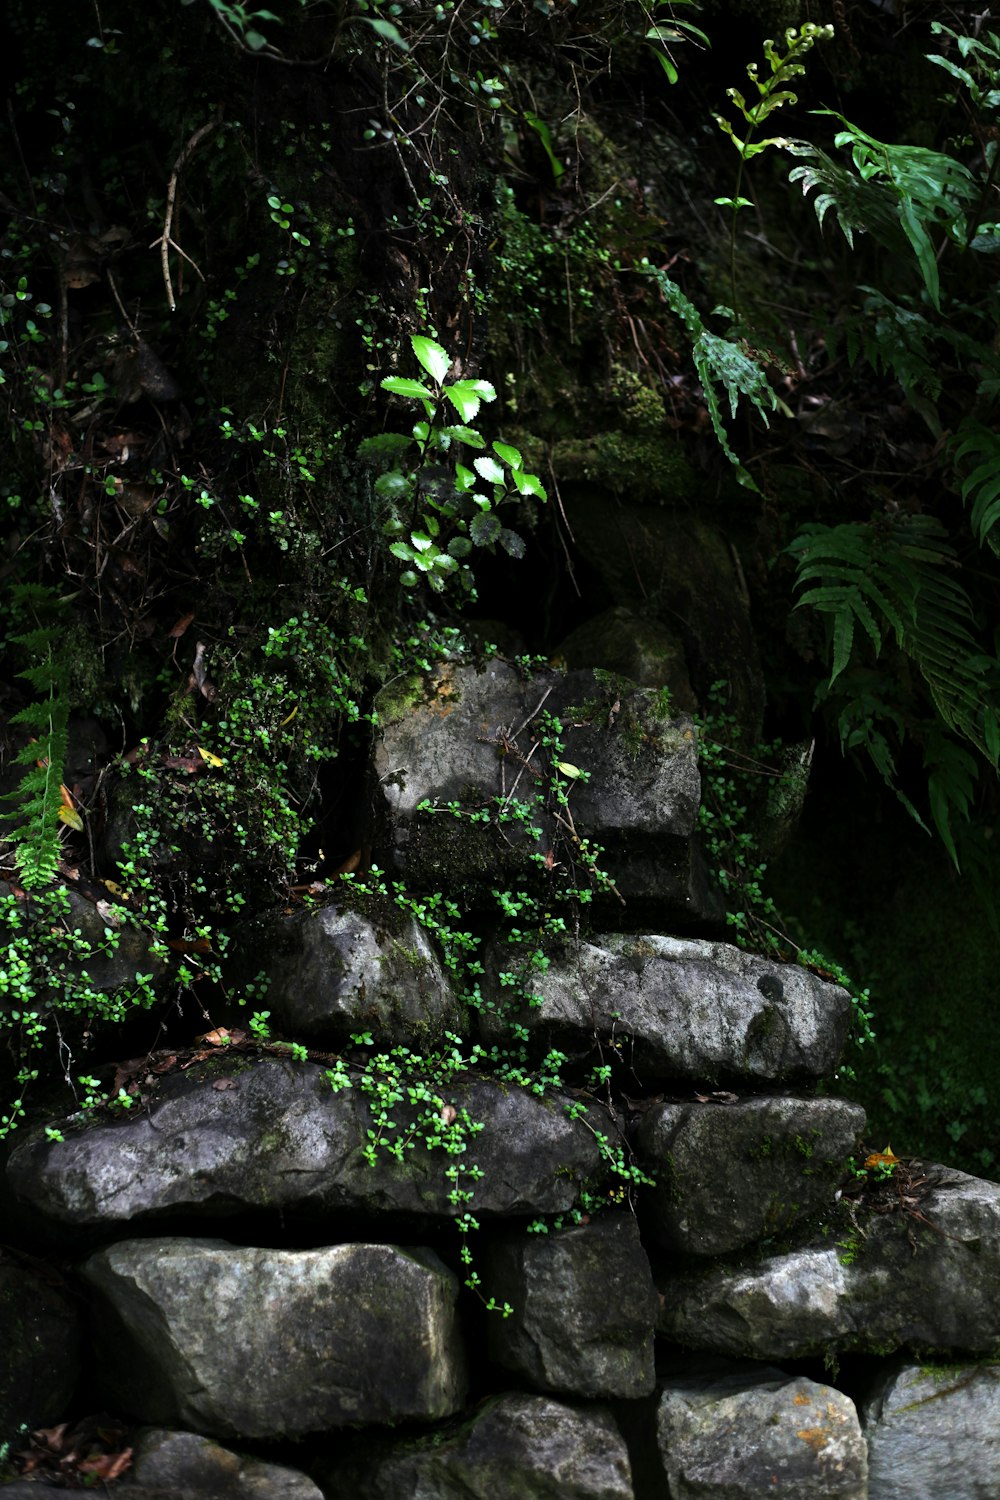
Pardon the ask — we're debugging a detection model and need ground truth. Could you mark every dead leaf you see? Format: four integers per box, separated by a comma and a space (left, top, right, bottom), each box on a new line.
168, 936, 213, 954
197, 745, 225, 768
189, 641, 217, 701
195, 1027, 231, 1046
78, 1447, 134, 1482
212, 1078, 238, 1091
168, 610, 195, 639
333, 848, 362, 875
440, 1103, 457, 1125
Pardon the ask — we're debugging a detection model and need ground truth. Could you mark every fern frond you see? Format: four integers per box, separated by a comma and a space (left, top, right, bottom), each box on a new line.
646, 267, 778, 489
951, 419, 1000, 552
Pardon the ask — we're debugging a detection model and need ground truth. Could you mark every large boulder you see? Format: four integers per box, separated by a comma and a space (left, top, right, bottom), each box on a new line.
634, 1096, 865, 1256
482, 1214, 658, 1399
481, 935, 851, 1085
5, 1057, 608, 1230
0, 1250, 81, 1442
655, 1359, 867, 1499
862, 1360, 1000, 1500
232, 900, 461, 1044
372, 661, 715, 922
657, 1164, 1000, 1359
319, 1392, 635, 1499
81, 1238, 466, 1438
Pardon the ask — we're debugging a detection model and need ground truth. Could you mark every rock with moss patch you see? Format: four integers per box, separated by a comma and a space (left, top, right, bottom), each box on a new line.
372, 660, 714, 922
233, 901, 461, 1045
5, 1057, 608, 1230
318, 1392, 635, 1499
554, 606, 696, 707
82, 1238, 466, 1438
481, 934, 850, 1085
655, 1358, 867, 1499
657, 1165, 1000, 1359
481, 1213, 658, 1399
634, 1095, 865, 1256
862, 1359, 1000, 1500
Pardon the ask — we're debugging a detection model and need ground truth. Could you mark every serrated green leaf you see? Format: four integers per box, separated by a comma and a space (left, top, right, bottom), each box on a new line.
410, 334, 450, 385
442, 424, 486, 448
382, 376, 434, 402
492, 441, 522, 468
473, 455, 505, 485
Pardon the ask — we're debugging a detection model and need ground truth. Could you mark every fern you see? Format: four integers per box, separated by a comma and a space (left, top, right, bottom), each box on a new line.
790, 515, 1000, 865
789, 115, 976, 309
951, 419, 1000, 556
0, 587, 73, 890
645, 265, 779, 489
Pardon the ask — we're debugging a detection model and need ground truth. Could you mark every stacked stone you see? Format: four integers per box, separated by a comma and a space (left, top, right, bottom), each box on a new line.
3, 662, 1000, 1498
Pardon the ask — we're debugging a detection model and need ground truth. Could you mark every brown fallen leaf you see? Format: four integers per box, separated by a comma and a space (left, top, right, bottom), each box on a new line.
168, 610, 195, 639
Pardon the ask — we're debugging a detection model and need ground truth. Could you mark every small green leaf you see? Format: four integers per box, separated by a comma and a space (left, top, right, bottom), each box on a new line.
363, 15, 410, 50
512, 470, 548, 501
442, 424, 486, 448
492, 440, 523, 468
555, 761, 583, 779
411, 334, 450, 385
374, 470, 411, 499
410, 531, 435, 553
448, 536, 473, 557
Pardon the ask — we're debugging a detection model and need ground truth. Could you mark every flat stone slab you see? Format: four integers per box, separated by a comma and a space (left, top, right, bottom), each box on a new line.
233, 900, 462, 1044
656, 1359, 867, 1499
634, 1096, 865, 1255
657, 1164, 1000, 1359
482, 1213, 658, 1399
862, 1360, 1000, 1500
320, 1392, 635, 1499
373, 661, 714, 920
481, 935, 851, 1085
81, 1238, 466, 1438
5, 1057, 607, 1229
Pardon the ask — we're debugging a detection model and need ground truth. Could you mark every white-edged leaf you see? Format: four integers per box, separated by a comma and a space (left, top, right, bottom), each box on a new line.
473, 455, 505, 485
381, 376, 434, 401
410, 335, 450, 385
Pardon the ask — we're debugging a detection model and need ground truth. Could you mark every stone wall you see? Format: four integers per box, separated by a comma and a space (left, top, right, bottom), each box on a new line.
3, 661, 1000, 1498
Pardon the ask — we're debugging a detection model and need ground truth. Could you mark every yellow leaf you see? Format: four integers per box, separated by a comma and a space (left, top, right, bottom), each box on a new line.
197, 746, 225, 768
58, 805, 84, 832
280, 704, 299, 727
555, 761, 583, 779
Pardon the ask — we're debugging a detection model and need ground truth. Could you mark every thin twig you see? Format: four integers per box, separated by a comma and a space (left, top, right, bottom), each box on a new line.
151, 117, 219, 312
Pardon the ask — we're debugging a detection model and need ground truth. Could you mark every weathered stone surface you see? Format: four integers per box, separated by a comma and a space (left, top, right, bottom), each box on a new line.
562, 501, 765, 739
6, 1058, 606, 1229
482, 935, 850, 1085
126, 1428, 324, 1498
554, 606, 697, 709
635, 1096, 865, 1256
0, 1251, 81, 1441
482, 1214, 658, 1399
234, 900, 461, 1043
862, 1360, 1000, 1500
81, 1238, 466, 1438
321, 1393, 635, 1499
373, 661, 714, 920
656, 1359, 867, 1499
657, 1165, 1000, 1359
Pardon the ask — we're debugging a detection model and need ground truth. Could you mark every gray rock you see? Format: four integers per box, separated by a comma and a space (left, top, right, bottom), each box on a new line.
658, 1165, 1000, 1359
635, 1096, 865, 1256
0, 1251, 81, 1442
482, 1214, 658, 1398
482, 935, 850, 1085
6, 1058, 606, 1228
373, 661, 713, 921
321, 1392, 635, 1499
81, 1238, 466, 1438
862, 1360, 1000, 1500
127, 1427, 324, 1498
234, 901, 461, 1044
656, 1359, 867, 1499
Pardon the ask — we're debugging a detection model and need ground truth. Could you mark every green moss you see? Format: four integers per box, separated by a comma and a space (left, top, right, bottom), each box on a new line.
549, 429, 697, 505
